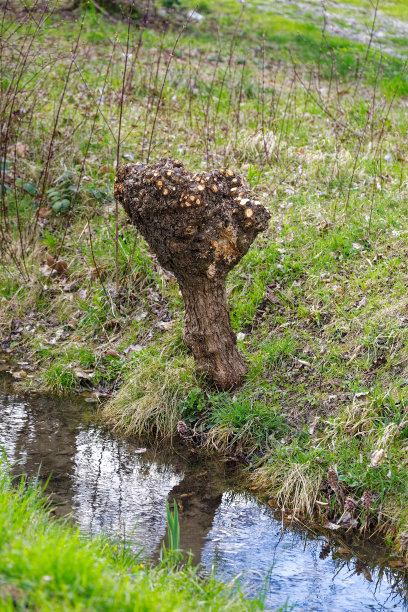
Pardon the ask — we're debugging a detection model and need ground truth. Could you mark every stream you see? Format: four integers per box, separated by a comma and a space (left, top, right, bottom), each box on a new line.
0, 372, 407, 611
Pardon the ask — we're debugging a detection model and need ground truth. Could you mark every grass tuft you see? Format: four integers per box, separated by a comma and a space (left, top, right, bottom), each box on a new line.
102, 346, 199, 437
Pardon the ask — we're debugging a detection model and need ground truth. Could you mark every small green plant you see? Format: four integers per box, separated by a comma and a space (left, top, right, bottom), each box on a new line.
45, 171, 110, 214
166, 500, 180, 551
42, 363, 79, 393
246, 164, 263, 188
46, 171, 76, 214
207, 394, 288, 453
180, 388, 206, 422
161, 500, 183, 568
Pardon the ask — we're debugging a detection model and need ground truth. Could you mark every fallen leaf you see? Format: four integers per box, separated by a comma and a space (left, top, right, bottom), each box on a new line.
356, 296, 367, 310
158, 320, 174, 331
296, 358, 312, 367
370, 448, 386, 467
338, 511, 352, 524
15, 142, 29, 157
12, 370, 27, 379
74, 369, 92, 380
352, 242, 363, 250
123, 343, 143, 355
53, 260, 70, 275
389, 560, 406, 568
38, 207, 51, 218
90, 266, 106, 280
323, 522, 341, 530
45, 253, 70, 275
46, 253, 55, 266
105, 349, 120, 358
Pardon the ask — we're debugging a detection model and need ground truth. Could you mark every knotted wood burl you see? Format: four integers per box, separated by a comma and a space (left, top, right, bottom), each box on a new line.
114, 158, 270, 389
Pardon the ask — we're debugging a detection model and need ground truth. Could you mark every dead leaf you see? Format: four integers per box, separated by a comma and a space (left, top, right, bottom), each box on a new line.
158, 321, 175, 331
10, 141, 29, 157
323, 522, 341, 530
296, 358, 312, 368
123, 343, 143, 355
74, 369, 92, 380
339, 511, 352, 524
356, 296, 367, 310
46, 253, 55, 266
90, 266, 107, 280
106, 349, 120, 358
45, 253, 70, 275
370, 448, 386, 467
12, 370, 27, 379
38, 206, 51, 218
389, 560, 406, 568
53, 260, 70, 275
352, 242, 364, 250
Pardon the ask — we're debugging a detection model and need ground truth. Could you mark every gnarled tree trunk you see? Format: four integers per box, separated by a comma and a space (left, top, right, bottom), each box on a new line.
114, 158, 270, 389
179, 275, 246, 389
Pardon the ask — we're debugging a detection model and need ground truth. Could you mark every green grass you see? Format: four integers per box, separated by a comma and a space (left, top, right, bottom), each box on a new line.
2, 0, 408, 556
0, 458, 265, 611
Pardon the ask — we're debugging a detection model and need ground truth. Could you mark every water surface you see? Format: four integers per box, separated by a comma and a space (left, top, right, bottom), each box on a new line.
0, 373, 407, 611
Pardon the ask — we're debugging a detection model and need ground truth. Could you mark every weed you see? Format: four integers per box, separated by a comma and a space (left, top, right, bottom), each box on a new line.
42, 363, 79, 393
206, 394, 288, 455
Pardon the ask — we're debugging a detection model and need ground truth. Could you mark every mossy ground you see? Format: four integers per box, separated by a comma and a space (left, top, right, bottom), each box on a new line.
2, 0, 408, 559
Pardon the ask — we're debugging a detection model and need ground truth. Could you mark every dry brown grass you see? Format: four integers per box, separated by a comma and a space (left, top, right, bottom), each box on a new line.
102, 348, 198, 437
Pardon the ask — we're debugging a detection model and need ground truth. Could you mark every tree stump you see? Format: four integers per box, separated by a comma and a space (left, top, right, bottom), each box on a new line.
114, 158, 270, 389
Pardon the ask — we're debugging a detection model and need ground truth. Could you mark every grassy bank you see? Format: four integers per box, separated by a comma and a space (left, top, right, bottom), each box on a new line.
2, 0, 408, 556
0, 458, 265, 610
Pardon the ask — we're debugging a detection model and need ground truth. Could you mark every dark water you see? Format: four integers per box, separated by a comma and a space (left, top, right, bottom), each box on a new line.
0, 373, 407, 611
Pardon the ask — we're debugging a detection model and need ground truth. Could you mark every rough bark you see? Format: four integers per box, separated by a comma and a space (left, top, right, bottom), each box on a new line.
114, 158, 270, 389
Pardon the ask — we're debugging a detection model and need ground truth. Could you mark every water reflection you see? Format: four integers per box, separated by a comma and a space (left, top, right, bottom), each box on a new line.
202, 494, 406, 611
0, 375, 407, 611
73, 427, 180, 551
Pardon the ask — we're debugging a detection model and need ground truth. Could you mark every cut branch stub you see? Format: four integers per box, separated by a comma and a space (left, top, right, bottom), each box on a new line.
114, 158, 270, 389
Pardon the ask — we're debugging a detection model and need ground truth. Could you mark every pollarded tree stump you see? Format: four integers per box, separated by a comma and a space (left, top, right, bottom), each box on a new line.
114, 158, 270, 389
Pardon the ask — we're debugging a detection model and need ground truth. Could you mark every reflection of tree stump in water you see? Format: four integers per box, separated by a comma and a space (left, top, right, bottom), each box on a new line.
164, 470, 223, 565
